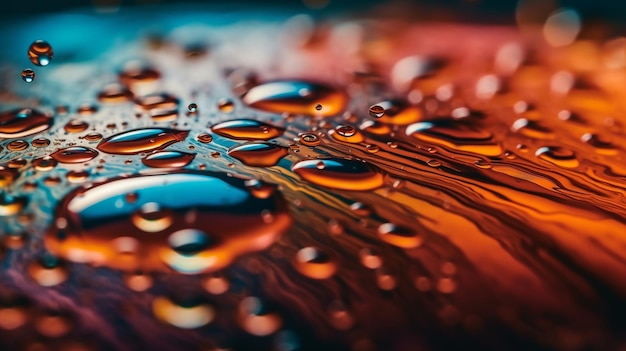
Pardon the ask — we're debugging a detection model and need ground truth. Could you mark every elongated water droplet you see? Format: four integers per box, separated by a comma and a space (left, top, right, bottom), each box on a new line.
242, 80, 348, 117
378, 223, 423, 248
292, 158, 384, 191
153, 296, 214, 329
45, 171, 292, 274
211, 119, 285, 141
28, 40, 53, 66
217, 98, 235, 113
228, 142, 287, 167
21, 68, 35, 83
293, 247, 337, 279
84, 132, 103, 142
511, 118, 554, 139
31, 138, 50, 148
406, 119, 503, 157
97, 84, 134, 103
50, 146, 98, 163
142, 151, 195, 168
33, 156, 57, 171
97, 128, 189, 155
119, 64, 161, 94
368, 100, 423, 125
535, 146, 579, 168
0, 108, 52, 138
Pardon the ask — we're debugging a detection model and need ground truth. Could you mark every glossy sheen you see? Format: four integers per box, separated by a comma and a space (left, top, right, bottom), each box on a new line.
97, 128, 189, 155
0, 109, 52, 138
141, 151, 195, 168
242, 80, 348, 117
292, 158, 385, 191
228, 142, 288, 167
50, 146, 99, 164
211, 119, 285, 141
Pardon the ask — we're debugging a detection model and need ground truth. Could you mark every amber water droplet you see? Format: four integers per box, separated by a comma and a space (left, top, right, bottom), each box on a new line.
369, 100, 422, 125
153, 296, 214, 329
228, 142, 287, 167
44, 175, 61, 186
427, 159, 441, 167
97, 128, 189, 155
511, 118, 554, 139
360, 120, 392, 135
135, 93, 179, 111
299, 132, 320, 146
188, 103, 198, 113
119, 65, 161, 93
365, 144, 380, 153
45, 171, 292, 274
27, 254, 67, 287
406, 119, 503, 157
84, 132, 103, 142
315, 104, 323, 111
581, 133, 617, 155
359, 248, 382, 269
327, 301, 354, 330
124, 272, 153, 292
238, 297, 282, 336
242, 80, 348, 117
376, 267, 397, 290
64, 120, 89, 133
535, 146, 579, 168
50, 146, 98, 163
293, 247, 337, 279
474, 159, 492, 169
77, 104, 98, 116
202, 273, 229, 295
0, 108, 52, 138
21, 68, 35, 83
378, 223, 423, 249
0, 196, 27, 216
330, 125, 363, 143
67, 170, 89, 183
28, 40, 53, 66
197, 134, 213, 143
31, 138, 50, 148
244, 179, 276, 199
369, 104, 385, 118
292, 158, 384, 191
211, 119, 285, 141
33, 157, 57, 171
8, 158, 28, 169
350, 202, 372, 216
97, 84, 134, 103
7, 140, 28, 151
217, 98, 235, 113
142, 151, 195, 168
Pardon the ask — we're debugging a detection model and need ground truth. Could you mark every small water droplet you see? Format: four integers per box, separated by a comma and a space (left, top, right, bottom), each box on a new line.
67, 170, 89, 183
293, 247, 337, 279
77, 104, 98, 116
238, 297, 282, 336
211, 119, 285, 141
64, 120, 89, 133
202, 273, 229, 295
6, 140, 28, 151
50, 146, 98, 163
97, 84, 134, 103
581, 133, 617, 155
330, 125, 363, 143
228, 142, 287, 167
28, 40, 53, 66
535, 146, 579, 168
406, 119, 503, 156
369, 100, 423, 125
245, 179, 277, 199
84, 132, 103, 142
365, 144, 379, 153
188, 103, 198, 113
197, 133, 213, 143
427, 159, 441, 167
97, 128, 189, 155
359, 248, 382, 269
217, 98, 235, 113
153, 295, 214, 329
33, 156, 57, 171
31, 138, 50, 148
378, 223, 422, 248
315, 104, 323, 111
142, 151, 195, 168
27, 253, 68, 287
21, 68, 35, 83
511, 118, 554, 139
368, 104, 385, 118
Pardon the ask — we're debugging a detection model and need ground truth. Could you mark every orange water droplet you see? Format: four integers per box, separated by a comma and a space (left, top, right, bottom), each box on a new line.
31, 138, 51, 148
535, 146, 579, 168
33, 157, 57, 171
292, 158, 384, 191
369, 100, 423, 125
228, 142, 287, 167
153, 295, 214, 329
64, 120, 89, 133
97, 84, 134, 103
293, 247, 337, 279
7, 140, 28, 151
142, 151, 195, 168
298, 132, 321, 146
27, 254, 68, 287
211, 119, 284, 141
50, 146, 98, 163
238, 297, 282, 336
242, 80, 348, 117
378, 223, 422, 249
0, 108, 52, 138
28, 40, 53, 66
97, 128, 189, 155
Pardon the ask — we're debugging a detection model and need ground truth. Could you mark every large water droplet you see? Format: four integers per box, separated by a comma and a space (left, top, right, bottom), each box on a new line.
44, 171, 292, 274
406, 119, 503, 156
142, 151, 195, 168
28, 40, 53, 66
292, 158, 384, 191
50, 146, 98, 164
211, 119, 285, 141
228, 142, 287, 167
242, 80, 348, 117
0, 108, 52, 138
97, 128, 189, 155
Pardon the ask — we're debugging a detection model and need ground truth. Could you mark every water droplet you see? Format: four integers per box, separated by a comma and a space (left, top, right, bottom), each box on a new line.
153, 295, 214, 329
28, 40, 53, 66
228, 142, 288, 167
44, 175, 61, 186
359, 248, 382, 269
368, 100, 423, 125
298, 132, 321, 147
142, 151, 195, 168
27, 253, 68, 287
378, 223, 422, 248
217, 98, 235, 113
34, 310, 73, 338
328, 301, 354, 330
0, 168, 18, 188
360, 120, 391, 135
77, 104, 98, 116
474, 159, 492, 169
31, 138, 50, 148
67, 170, 89, 183
437, 278, 457, 294
6, 140, 28, 151
50, 146, 98, 163
293, 247, 337, 279
97, 84, 134, 103
135, 93, 179, 111
406, 119, 503, 156
33, 156, 57, 171
535, 146, 579, 168
211, 119, 285, 141
84, 132, 103, 142
427, 159, 441, 167
245, 179, 277, 199
330, 125, 363, 143
368, 104, 385, 118
45, 171, 292, 273
7, 158, 26, 169
365, 144, 379, 153
581, 133, 617, 155
511, 118, 554, 139
315, 104, 323, 111
64, 120, 89, 133
0, 195, 27, 216
197, 133, 213, 143
188, 103, 198, 113
0, 108, 52, 138
97, 128, 189, 155
238, 297, 282, 336
242, 80, 348, 117
292, 158, 384, 191
202, 273, 229, 295
21, 68, 35, 83
376, 267, 397, 290
124, 272, 153, 292
119, 64, 161, 93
